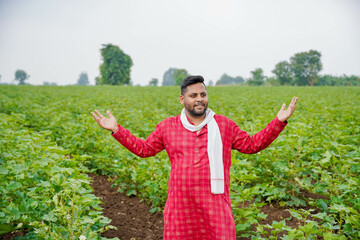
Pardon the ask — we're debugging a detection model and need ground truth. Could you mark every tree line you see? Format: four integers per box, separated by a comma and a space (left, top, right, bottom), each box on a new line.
95, 44, 359, 87
156, 50, 359, 87
0, 70, 90, 86
2, 44, 358, 86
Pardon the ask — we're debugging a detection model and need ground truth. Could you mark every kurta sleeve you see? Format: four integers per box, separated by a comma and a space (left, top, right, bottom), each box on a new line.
111, 122, 165, 158
231, 116, 287, 154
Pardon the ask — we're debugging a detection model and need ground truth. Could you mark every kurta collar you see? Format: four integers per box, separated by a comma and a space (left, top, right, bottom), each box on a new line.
184, 114, 208, 136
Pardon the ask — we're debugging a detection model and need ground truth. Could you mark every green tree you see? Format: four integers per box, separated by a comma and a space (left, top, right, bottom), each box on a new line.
216, 74, 231, 85
336, 75, 360, 86
316, 74, 338, 86
267, 77, 280, 86
314, 74, 360, 86
97, 44, 133, 85
174, 69, 189, 85
43, 81, 57, 86
290, 50, 322, 86
149, 78, 158, 86
95, 76, 100, 85
208, 80, 214, 86
272, 61, 293, 85
162, 68, 176, 86
234, 76, 245, 84
77, 72, 89, 85
14, 69, 30, 85
162, 68, 189, 86
247, 68, 266, 86
215, 74, 244, 85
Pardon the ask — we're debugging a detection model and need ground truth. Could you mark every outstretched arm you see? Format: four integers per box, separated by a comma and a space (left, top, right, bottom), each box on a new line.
232, 97, 298, 154
91, 110, 164, 158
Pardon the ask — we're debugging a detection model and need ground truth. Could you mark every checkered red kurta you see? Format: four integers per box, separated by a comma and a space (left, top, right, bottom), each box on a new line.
111, 114, 287, 239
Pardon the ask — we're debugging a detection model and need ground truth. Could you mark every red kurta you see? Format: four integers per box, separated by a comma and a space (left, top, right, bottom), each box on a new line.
111, 114, 287, 239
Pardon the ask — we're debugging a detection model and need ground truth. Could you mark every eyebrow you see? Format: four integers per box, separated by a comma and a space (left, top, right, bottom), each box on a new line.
189, 91, 206, 95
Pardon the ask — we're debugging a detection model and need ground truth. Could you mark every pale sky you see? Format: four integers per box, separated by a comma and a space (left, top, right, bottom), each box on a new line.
0, 0, 359, 86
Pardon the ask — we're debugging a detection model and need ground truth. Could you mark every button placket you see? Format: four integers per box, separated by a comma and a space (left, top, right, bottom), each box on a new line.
194, 134, 200, 163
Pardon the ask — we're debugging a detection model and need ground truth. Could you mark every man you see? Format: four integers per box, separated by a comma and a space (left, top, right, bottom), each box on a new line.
91, 75, 298, 240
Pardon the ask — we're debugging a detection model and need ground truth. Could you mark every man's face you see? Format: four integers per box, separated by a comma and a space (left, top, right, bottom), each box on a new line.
180, 82, 208, 117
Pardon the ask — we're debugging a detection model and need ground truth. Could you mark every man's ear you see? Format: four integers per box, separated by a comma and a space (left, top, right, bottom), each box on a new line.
180, 95, 184, 105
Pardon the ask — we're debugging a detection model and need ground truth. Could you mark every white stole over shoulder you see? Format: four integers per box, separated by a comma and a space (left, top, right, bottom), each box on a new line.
180, 108, 224, 194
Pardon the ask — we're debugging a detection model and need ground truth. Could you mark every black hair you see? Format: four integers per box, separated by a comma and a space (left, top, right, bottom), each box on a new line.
180, 75, 206, 95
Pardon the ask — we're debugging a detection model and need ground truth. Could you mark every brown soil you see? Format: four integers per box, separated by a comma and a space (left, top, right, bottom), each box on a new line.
0, 231, 27, 240
89, 173, 164, 240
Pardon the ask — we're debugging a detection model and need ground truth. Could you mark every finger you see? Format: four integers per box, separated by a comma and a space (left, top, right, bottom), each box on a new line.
281, 103, 286, 111
290, 97, 298, 109
289, 98, 295, 108
91, 112, 100, 123
106, 110, 114, 118
91, 111, 98, 120
95, 110, 105, 119
287, 98, 298, 114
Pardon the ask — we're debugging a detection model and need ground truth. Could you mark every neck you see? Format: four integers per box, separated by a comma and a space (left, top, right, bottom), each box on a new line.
185, 110, 206, 126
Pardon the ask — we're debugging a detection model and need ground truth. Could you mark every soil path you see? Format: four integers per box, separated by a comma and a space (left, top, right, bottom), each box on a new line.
90, 174, 164, 240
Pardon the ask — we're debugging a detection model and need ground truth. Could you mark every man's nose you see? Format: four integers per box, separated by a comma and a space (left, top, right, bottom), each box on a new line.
195, 96, 203, 102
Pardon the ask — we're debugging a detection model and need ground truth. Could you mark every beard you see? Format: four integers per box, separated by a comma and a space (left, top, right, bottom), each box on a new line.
185, 102, 208, 117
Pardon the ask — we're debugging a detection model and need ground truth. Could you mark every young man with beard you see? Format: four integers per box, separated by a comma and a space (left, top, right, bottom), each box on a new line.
91, 75, 298, 240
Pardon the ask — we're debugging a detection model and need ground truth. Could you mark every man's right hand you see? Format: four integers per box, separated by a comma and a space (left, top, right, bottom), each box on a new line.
91, 110, 118, 133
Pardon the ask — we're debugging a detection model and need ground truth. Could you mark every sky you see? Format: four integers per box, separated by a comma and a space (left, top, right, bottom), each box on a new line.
0, 0, 359, 86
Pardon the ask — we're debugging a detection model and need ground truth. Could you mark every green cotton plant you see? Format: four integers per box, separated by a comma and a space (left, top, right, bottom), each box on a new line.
0, 113, 117, 239
286, 209, 321, 238
30, 178, 117, 239
255, 219, 295, 240
285, 208, 351, 239
328, 203, 360, 237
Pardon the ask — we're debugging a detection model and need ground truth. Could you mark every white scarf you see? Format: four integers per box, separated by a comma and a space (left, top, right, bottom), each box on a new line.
180, 108, 224, 194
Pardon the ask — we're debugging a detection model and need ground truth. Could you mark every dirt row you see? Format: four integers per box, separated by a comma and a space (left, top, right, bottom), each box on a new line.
90, 174, 164, 240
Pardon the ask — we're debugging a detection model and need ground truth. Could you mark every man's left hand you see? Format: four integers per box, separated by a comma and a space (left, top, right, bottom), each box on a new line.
277, 97, 298, 122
